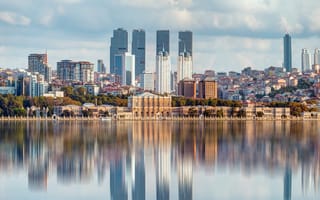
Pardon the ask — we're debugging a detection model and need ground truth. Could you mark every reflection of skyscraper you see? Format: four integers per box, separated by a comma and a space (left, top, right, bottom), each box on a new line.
132, 150, 145, 200
284, 166, 292, 200
178, 157, 193, 200
110, 159, 128, 200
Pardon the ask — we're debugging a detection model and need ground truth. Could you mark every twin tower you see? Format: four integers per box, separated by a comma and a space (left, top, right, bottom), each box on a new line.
109, 28, 193, 94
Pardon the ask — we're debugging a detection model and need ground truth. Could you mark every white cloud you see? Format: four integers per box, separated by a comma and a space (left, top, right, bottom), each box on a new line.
0, 11, 31, 26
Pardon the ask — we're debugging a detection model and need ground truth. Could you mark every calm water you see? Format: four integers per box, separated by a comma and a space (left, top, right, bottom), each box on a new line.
0, 120, 320, 200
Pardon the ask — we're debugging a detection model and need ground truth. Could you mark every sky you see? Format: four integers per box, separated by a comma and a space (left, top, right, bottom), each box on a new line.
0, 0, 320, 73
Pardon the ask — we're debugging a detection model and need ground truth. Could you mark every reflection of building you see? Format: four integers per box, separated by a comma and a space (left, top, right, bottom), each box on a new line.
178, 157, 193, 200
284, 166, 292, 200
110, 159, 128, 200
132, 150, 145, 200
128, 92, 172, 118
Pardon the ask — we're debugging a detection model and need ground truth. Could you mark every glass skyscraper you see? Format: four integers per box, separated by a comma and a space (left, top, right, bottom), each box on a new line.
283, 34, 292, 72
156, 30, 170, 54
132, 29, 146, 78
110, 28, 128, 74
178, 31, 193, 56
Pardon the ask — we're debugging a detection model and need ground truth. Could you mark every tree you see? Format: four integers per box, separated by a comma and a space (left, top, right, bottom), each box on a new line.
188, 107, 198, 117
237, 109, 246, 118
256, 111, 264, 118
216, 109, 224, 118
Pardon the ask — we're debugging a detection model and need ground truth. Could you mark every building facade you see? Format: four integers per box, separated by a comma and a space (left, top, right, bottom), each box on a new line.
57, 60, 94, 83
301, 48, 311, 72
128, 92, 172, 118
28, 53, 51, 82
177, 52, 193, 82
178, 31, 192, 56
156, 51, 171, 94
132, 29, 146, 79
114, 53, 135, 86
97, 59, 106, 73
178, 79, 196, 98
110, 28, 128, 74
198, 78, 218, 99
141, 72, 154, 91
156, 30, 170, 54
283, 34, 292, 72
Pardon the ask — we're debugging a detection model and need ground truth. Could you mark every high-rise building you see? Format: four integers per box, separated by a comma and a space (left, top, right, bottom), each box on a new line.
97, 59, 106, 73
178, 79, 196, 98
178, 31, 192, 56
156, 30, 170, 54
110, 28, 128, 74
301, 49, 311, 72
132, 29, 146, 79
177, 52, 193, 82
141, 72, 154, 91
156, 51, 171, 94
114, 53, 135, 86
314, 48, 320, 65
28, 53, 51, 83
198, 78, 218, 99
57, 60, 94, 83
283, 34, 292, 72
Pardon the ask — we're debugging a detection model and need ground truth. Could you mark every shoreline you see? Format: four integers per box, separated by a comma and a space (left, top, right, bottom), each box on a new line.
0, 116, 319, 121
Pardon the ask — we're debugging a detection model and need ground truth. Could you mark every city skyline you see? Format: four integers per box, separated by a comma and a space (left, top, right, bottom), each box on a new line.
1, 0, 320, 73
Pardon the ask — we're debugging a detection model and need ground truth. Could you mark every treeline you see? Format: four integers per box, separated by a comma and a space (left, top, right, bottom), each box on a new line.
172, 97, 242, 107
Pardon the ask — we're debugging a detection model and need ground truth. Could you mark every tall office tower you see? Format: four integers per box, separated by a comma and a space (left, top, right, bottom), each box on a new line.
28, 53, 51, 83
57, 60, 94, 83
283, 34, 292, 72
198, 78, 218, 99
114, 53, 135, 86
178, 31, 193, 56
132, 29, 146, 79
156, 51, 171, 94
110, 28, 128, 74
314, 48, 320, 65
156, 30, 170, 54
177, 52, 193, 82
97, 59, 106, 73
301, 49, 311, 72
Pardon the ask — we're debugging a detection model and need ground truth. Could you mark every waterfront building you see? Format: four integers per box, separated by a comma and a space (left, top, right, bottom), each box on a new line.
198, 78, 218, 99
97, 59, 106, 73
283, 34, 292, 72
301, 49, 311, 72
141, 72, 154, 91
57, 60, 94, 83
156, 30, 170, 55
128, 92, 172, 118
110, 28, 128, 74
132, 29, 146, 79
156, 51, 171, 94
178, 79, 196, 98
178, 31, 192, 56
28, 53, 51, 82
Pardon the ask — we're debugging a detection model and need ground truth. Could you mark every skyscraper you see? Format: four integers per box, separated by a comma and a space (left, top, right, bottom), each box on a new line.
314, 48, 320, 65
301, 49, 311, 72
114, 53, 135, 86
132, 29, 146, 79
177, 52, 193, 82
156, 51, 171, 94
178, 31, 192, 56
110, 28, 128, 74
283, 34, 292, 72
156, 30, 170, 54
28, 53, 51, 83
97, 59, 106, 73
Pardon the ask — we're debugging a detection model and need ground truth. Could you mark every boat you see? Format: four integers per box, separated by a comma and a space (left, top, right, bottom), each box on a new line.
100, 117, 112, 121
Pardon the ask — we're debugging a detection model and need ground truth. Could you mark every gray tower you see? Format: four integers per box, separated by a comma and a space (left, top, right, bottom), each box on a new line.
110, 28, 128, 74
179, 31, 193, 56
156, 30, 170, 54
283, 34, 292, 72
132, 29, 146, 78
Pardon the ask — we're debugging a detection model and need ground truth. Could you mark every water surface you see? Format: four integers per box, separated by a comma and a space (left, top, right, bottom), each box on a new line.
0, 120, 319, 200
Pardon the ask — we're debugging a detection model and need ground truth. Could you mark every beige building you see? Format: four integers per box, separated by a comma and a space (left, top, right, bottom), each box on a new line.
128, 92, 172, 118
198, 78, 218, 99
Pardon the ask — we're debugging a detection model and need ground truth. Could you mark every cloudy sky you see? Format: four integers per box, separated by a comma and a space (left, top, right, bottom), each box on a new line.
0, 0, 320, 73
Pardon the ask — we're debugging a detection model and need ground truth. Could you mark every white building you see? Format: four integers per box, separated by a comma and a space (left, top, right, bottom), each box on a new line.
314, 48, 320, 65
177, 52, 193, 82
156, 51, 171, 94
141, 72, 154, 91
301, 48, 311, 72
123, 52, 135, 86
